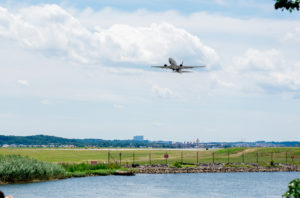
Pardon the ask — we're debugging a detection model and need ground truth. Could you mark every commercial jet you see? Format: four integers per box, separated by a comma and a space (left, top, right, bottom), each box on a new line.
152, 57, 205, 73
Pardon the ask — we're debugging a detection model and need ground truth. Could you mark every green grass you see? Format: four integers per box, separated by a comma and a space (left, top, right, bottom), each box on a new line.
0, 147, 299, 166
61, 162, 120, 172
215, 147, 246, 154
62, 162, 132, 176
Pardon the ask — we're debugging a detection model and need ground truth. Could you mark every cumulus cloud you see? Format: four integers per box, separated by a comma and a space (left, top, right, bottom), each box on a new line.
232, 49, 300, 93
151, 85, 175, 98
234, 49, 284, 71
0, 5, 218, 67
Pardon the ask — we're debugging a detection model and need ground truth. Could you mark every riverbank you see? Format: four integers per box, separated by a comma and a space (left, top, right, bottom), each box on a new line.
136, 164, 300, 174
1, 163, 299, 184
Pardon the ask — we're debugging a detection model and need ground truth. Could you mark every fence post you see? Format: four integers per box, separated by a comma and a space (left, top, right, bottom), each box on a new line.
227, 151, 230, 163
119, 152, 122, 165
166, 152, 168, 165
133, 152, 135, 164
242, 152, 245, 163
271, 152, 273, 162
108, 151, 110, 163
286, 151, 288, 164
197, 151, 199, 165
149, 152, 151, 165
181, 151, 183, 164
212, 152, 215, 164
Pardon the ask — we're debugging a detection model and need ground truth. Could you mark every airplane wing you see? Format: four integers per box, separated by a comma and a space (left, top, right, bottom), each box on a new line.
180, 66, 206, 69
151, 66, 168, 68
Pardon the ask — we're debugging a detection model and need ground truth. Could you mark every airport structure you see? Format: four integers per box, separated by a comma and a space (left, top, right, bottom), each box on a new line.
133, 136, 144, 141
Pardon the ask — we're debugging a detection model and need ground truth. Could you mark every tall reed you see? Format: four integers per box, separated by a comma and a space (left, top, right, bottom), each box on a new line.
0, 155, 66, 183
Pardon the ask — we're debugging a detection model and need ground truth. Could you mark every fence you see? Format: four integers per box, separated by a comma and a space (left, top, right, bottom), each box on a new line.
102, 149, 300, 166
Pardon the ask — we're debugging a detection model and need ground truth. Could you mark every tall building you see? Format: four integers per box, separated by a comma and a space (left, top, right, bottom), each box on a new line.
133, 136, 144, 141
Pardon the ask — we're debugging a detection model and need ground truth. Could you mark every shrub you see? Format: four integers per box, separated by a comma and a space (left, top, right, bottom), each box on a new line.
283, 179, 300, 198
171, 162, 182, 168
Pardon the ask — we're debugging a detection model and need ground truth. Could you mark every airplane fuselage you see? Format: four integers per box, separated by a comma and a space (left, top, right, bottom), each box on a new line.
168, 57, 182, 72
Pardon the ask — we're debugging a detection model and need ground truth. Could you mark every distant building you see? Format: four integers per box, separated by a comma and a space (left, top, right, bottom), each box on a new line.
133, 136, 144, 141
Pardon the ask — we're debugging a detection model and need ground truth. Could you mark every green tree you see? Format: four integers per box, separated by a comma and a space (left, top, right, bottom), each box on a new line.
274, 0, 300, 12
283, 179, 300, 198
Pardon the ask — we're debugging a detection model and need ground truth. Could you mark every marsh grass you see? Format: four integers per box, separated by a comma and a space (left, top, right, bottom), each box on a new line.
0, 155, 66, 183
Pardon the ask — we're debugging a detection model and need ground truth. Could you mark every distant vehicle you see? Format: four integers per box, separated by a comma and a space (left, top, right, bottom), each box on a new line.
152, 57, 206, 73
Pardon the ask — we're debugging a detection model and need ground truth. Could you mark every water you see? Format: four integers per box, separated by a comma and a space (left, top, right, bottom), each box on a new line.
1, 172, 300, 198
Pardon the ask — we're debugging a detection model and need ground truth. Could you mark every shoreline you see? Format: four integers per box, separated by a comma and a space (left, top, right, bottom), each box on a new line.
135, 164, 300, 174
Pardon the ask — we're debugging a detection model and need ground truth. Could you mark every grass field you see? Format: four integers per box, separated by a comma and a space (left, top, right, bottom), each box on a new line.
0, 147, 300, 165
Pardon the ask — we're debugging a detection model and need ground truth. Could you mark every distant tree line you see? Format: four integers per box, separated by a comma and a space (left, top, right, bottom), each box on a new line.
0, 135, 299, 148
0, 135, 152, 148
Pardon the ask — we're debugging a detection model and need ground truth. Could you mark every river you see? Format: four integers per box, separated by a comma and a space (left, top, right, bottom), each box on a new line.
1, 172, 300, 198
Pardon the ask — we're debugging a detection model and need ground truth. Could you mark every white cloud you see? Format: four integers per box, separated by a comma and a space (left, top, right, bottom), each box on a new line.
0, 4, 299, 103
284, 27, 300, 42
233, 49, 284, 71
40, 99, 53, 105
0, 5, 219, 67
17, 80, 29, 86
231, 49, 300, 93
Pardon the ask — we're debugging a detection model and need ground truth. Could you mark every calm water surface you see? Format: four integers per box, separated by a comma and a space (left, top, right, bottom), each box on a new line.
1, 172, 300, 198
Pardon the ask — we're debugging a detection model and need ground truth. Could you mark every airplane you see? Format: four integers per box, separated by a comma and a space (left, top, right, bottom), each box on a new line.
152, 57, 206, 73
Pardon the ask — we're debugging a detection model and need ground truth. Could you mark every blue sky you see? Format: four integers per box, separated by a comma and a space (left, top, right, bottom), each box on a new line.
0, 0, 300, 142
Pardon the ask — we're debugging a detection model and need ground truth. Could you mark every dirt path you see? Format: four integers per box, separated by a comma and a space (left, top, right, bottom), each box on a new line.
230, 148, 258, 157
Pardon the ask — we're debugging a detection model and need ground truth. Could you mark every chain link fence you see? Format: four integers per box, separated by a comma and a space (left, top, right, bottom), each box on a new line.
103, 149, 300, 166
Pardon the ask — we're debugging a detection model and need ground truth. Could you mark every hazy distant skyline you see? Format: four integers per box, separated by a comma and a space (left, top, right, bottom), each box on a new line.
0, 0, 300, 142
